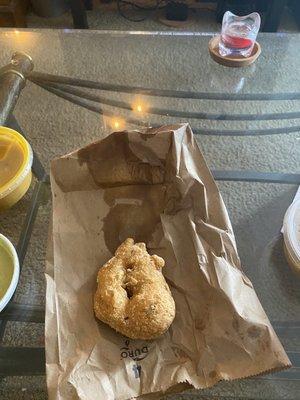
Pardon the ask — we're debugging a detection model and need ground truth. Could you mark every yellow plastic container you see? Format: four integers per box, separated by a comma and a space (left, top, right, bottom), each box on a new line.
0, 127, 33, 211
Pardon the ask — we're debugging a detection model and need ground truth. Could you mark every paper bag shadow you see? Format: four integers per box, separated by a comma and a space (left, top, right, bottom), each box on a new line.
102, 185, 166, 254
103, 203, 160, 255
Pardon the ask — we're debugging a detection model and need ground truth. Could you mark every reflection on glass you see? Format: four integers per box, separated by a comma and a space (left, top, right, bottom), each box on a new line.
132, 98, 149, 115
104, 116, 126, 131
6, 31, 39, 52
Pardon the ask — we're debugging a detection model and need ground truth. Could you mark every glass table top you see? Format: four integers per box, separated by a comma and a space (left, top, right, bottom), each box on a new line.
0, 29, 299, 399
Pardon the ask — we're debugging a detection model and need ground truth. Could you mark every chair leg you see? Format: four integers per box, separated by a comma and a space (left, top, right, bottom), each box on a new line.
69, 0, 89, 29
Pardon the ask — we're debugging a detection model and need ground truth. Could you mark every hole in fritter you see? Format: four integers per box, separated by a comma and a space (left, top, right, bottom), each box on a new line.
125, 285, 133, 299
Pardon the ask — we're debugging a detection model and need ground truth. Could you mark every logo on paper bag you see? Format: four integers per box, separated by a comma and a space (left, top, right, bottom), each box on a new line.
120, 339, 149, 361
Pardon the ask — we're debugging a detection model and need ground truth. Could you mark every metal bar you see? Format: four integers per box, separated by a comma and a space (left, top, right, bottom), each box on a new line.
0, 346, 298, 379
32, 80, 300, 122
16, 181, 46, 267
32, 81, 300, 137
253, 370, 300, 381
272, 320, 300, 327
0, 347, 45, 376
0, 303, 44, 323
0, 52, 33, 125
30, 71, 300, 101
198, 126, 300, 137
273, 320, 300, 338
7, 115, 47, 182
288, 352, 300, 367
212, 170, 300, 185
31, 81, 145, 127
193, 125, 300, 137
0, 321, 6, 343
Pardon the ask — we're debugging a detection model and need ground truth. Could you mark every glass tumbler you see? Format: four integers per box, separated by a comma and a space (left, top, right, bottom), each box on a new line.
219, 11, 261, 58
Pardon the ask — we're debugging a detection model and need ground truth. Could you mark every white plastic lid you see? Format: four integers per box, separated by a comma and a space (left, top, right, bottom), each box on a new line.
283, 199, 300, 271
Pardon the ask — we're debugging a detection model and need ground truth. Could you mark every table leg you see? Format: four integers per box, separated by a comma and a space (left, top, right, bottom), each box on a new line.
69, 0, 89, 29
263, 0, 287, 32
0, 52, 33, 126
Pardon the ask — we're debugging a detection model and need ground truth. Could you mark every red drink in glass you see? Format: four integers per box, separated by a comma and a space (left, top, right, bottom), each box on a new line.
219, 12, 261, 58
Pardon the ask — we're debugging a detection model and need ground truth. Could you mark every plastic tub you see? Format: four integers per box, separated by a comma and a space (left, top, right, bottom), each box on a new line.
0, 233, 19, 312
282, 199, 300, 274
0, 126, 33, 212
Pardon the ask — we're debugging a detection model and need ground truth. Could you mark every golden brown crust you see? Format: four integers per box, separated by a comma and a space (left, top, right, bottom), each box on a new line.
94, 238, 175, 340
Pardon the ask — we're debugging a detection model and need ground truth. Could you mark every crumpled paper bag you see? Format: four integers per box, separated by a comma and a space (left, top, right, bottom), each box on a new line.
46, 123, 290, 400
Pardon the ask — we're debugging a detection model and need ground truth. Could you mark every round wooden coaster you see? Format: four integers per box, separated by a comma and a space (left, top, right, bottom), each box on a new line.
208, 35, 261, 67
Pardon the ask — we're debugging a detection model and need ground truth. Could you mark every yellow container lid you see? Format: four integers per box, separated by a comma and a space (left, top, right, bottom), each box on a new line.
0, 126, 33, 200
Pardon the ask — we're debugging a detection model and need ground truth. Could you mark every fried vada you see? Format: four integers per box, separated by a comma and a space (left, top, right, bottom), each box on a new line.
94, 238, 175, 340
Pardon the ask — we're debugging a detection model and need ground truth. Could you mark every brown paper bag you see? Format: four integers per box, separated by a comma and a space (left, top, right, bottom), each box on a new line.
46, 124, 290, 400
